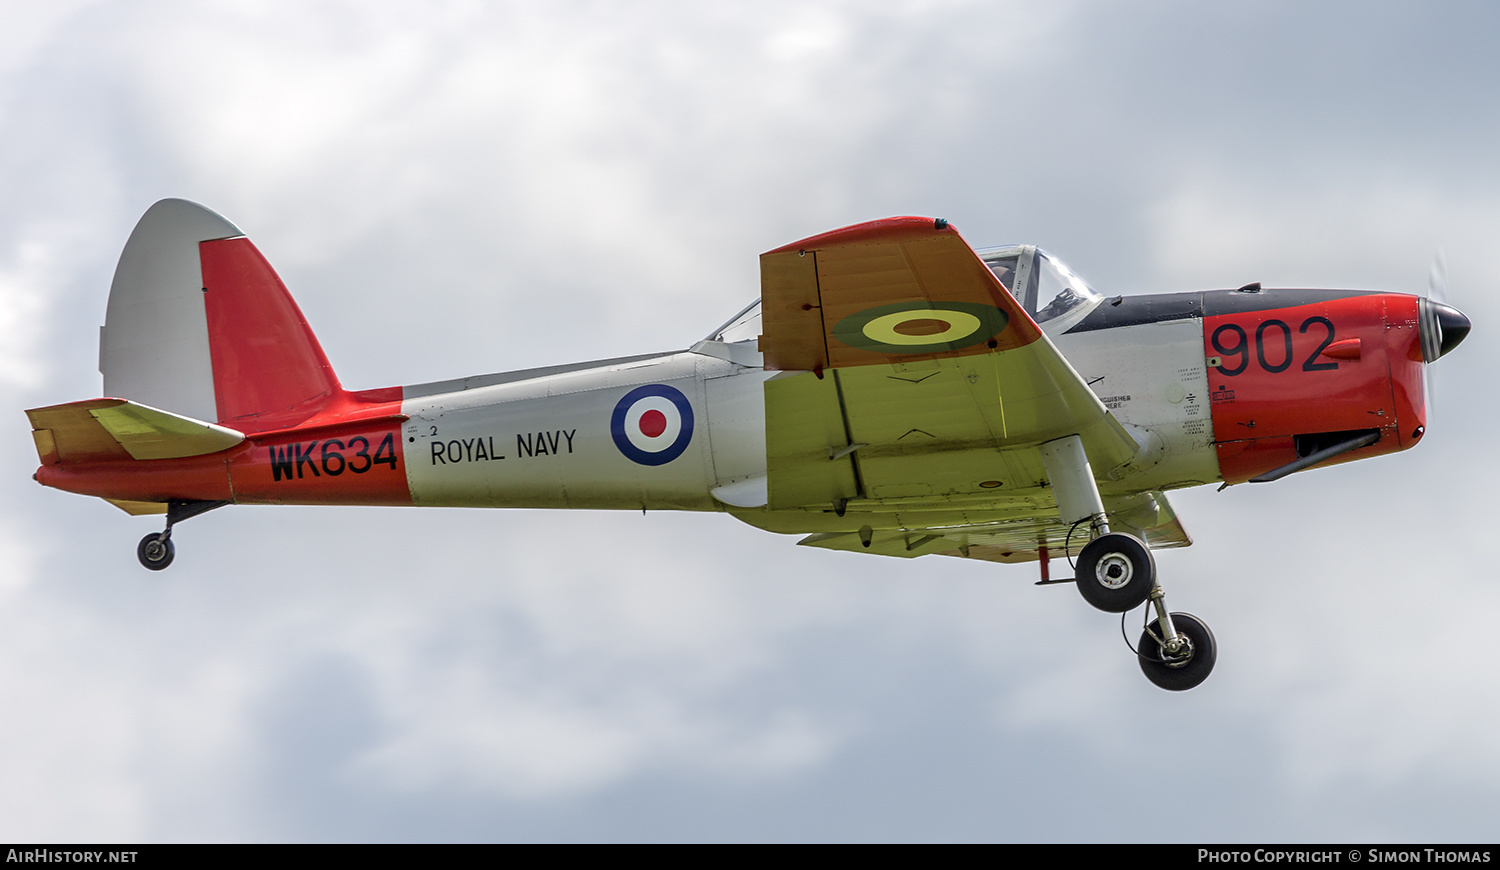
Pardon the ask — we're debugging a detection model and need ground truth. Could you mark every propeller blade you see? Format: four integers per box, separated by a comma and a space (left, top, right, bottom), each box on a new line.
1424, 251, 1443, 421
1418, 249, 1472, 427
1427, 249, 1448, 305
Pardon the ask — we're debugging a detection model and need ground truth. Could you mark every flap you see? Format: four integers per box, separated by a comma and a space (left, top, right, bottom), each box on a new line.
796, 490, 1193, 564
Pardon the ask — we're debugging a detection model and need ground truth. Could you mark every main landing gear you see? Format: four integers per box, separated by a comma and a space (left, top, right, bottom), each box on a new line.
1075, 532, 1154, 613
1072, 532, 1216, 691
135, 500, 229, 571
1040, 435, 1218, 691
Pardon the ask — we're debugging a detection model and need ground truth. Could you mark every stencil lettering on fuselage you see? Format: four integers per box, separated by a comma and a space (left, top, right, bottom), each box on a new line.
516, 429, 576, 458
269, 433, 398, 481
423, 430, 578, 464
429, 434, 504, 465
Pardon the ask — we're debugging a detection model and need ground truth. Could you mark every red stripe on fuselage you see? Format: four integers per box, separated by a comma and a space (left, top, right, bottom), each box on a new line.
34, 390, 413, 507
226, 386, 411, 505
229, 413, 411, 506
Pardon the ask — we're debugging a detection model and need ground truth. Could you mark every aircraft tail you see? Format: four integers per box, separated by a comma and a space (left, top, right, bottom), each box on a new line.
99, 199, 344, 433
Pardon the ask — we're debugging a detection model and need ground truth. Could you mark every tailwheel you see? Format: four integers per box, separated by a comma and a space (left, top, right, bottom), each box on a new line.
130, 500, 229, 571
1074, 532, 1154, 613
1137, 611, 1216, 691
137, 533, 175, 571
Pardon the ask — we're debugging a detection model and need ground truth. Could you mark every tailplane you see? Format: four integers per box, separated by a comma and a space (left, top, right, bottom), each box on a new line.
99, 199, 342, 433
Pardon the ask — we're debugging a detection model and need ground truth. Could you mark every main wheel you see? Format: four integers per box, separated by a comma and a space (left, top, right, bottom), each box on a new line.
1074, 532, 1154, 612
1138, 612, 1216, 691
137, 533, 175, 571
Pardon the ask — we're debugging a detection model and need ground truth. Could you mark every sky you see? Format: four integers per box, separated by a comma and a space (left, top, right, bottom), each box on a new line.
2, 0, 1498, 843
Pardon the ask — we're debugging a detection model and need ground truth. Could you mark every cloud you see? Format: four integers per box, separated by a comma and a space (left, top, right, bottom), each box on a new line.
0, 238, 55, 390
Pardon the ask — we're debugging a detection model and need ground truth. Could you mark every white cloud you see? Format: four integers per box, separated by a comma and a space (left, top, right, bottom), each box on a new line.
0, 237, 61, 390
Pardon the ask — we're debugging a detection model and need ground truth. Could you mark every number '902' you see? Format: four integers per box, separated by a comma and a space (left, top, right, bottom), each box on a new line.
1210, 317, 1338, 376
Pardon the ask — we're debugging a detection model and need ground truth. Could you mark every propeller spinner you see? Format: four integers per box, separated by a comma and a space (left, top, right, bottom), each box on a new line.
1420, 251, 1470, 363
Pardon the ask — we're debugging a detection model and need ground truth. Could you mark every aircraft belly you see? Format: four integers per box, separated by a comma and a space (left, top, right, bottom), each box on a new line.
400, 354, 718, 510
1053, 318, 1221, 489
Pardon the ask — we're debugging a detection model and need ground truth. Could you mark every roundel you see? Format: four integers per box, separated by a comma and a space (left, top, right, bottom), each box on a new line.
611, 384, 695, 466
831, 301, 1009, 354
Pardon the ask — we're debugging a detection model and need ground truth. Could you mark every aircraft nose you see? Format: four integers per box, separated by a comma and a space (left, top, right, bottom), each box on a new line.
1420, 299, 1471, 362
1436, 302, 1470, 358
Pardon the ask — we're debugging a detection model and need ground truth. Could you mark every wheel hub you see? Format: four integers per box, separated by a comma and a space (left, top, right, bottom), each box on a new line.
1160, 635, 1195, 666
1095, 553, 1133, 589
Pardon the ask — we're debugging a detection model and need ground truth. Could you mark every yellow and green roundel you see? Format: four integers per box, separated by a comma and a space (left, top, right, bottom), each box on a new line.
832, 302, 1009, 354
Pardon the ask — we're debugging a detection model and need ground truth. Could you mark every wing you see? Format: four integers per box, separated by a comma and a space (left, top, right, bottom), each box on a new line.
758, 217, 1140, 513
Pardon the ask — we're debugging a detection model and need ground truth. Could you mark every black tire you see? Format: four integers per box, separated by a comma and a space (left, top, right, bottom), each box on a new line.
1074, 532, 1154, 612
137, 533, 175, 571
1138, 612, 1216, 691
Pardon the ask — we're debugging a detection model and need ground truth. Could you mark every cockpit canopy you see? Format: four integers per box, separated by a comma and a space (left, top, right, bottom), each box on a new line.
706, 245, 1103, 343
976, 245, 1103, 328
709, 298, 764, 344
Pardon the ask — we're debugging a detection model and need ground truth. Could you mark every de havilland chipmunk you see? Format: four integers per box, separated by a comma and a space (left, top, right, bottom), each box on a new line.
25, 199, 1471, 690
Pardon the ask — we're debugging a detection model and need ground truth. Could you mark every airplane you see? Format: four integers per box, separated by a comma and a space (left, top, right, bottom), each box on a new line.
25, 199, 1471, 691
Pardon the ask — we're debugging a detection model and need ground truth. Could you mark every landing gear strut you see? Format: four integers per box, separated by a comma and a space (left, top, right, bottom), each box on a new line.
1040, 434, 1217, 690
134, 500, 229, 571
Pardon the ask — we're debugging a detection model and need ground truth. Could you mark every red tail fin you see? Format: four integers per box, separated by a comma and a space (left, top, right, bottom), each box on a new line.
199, 238, 341, 431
